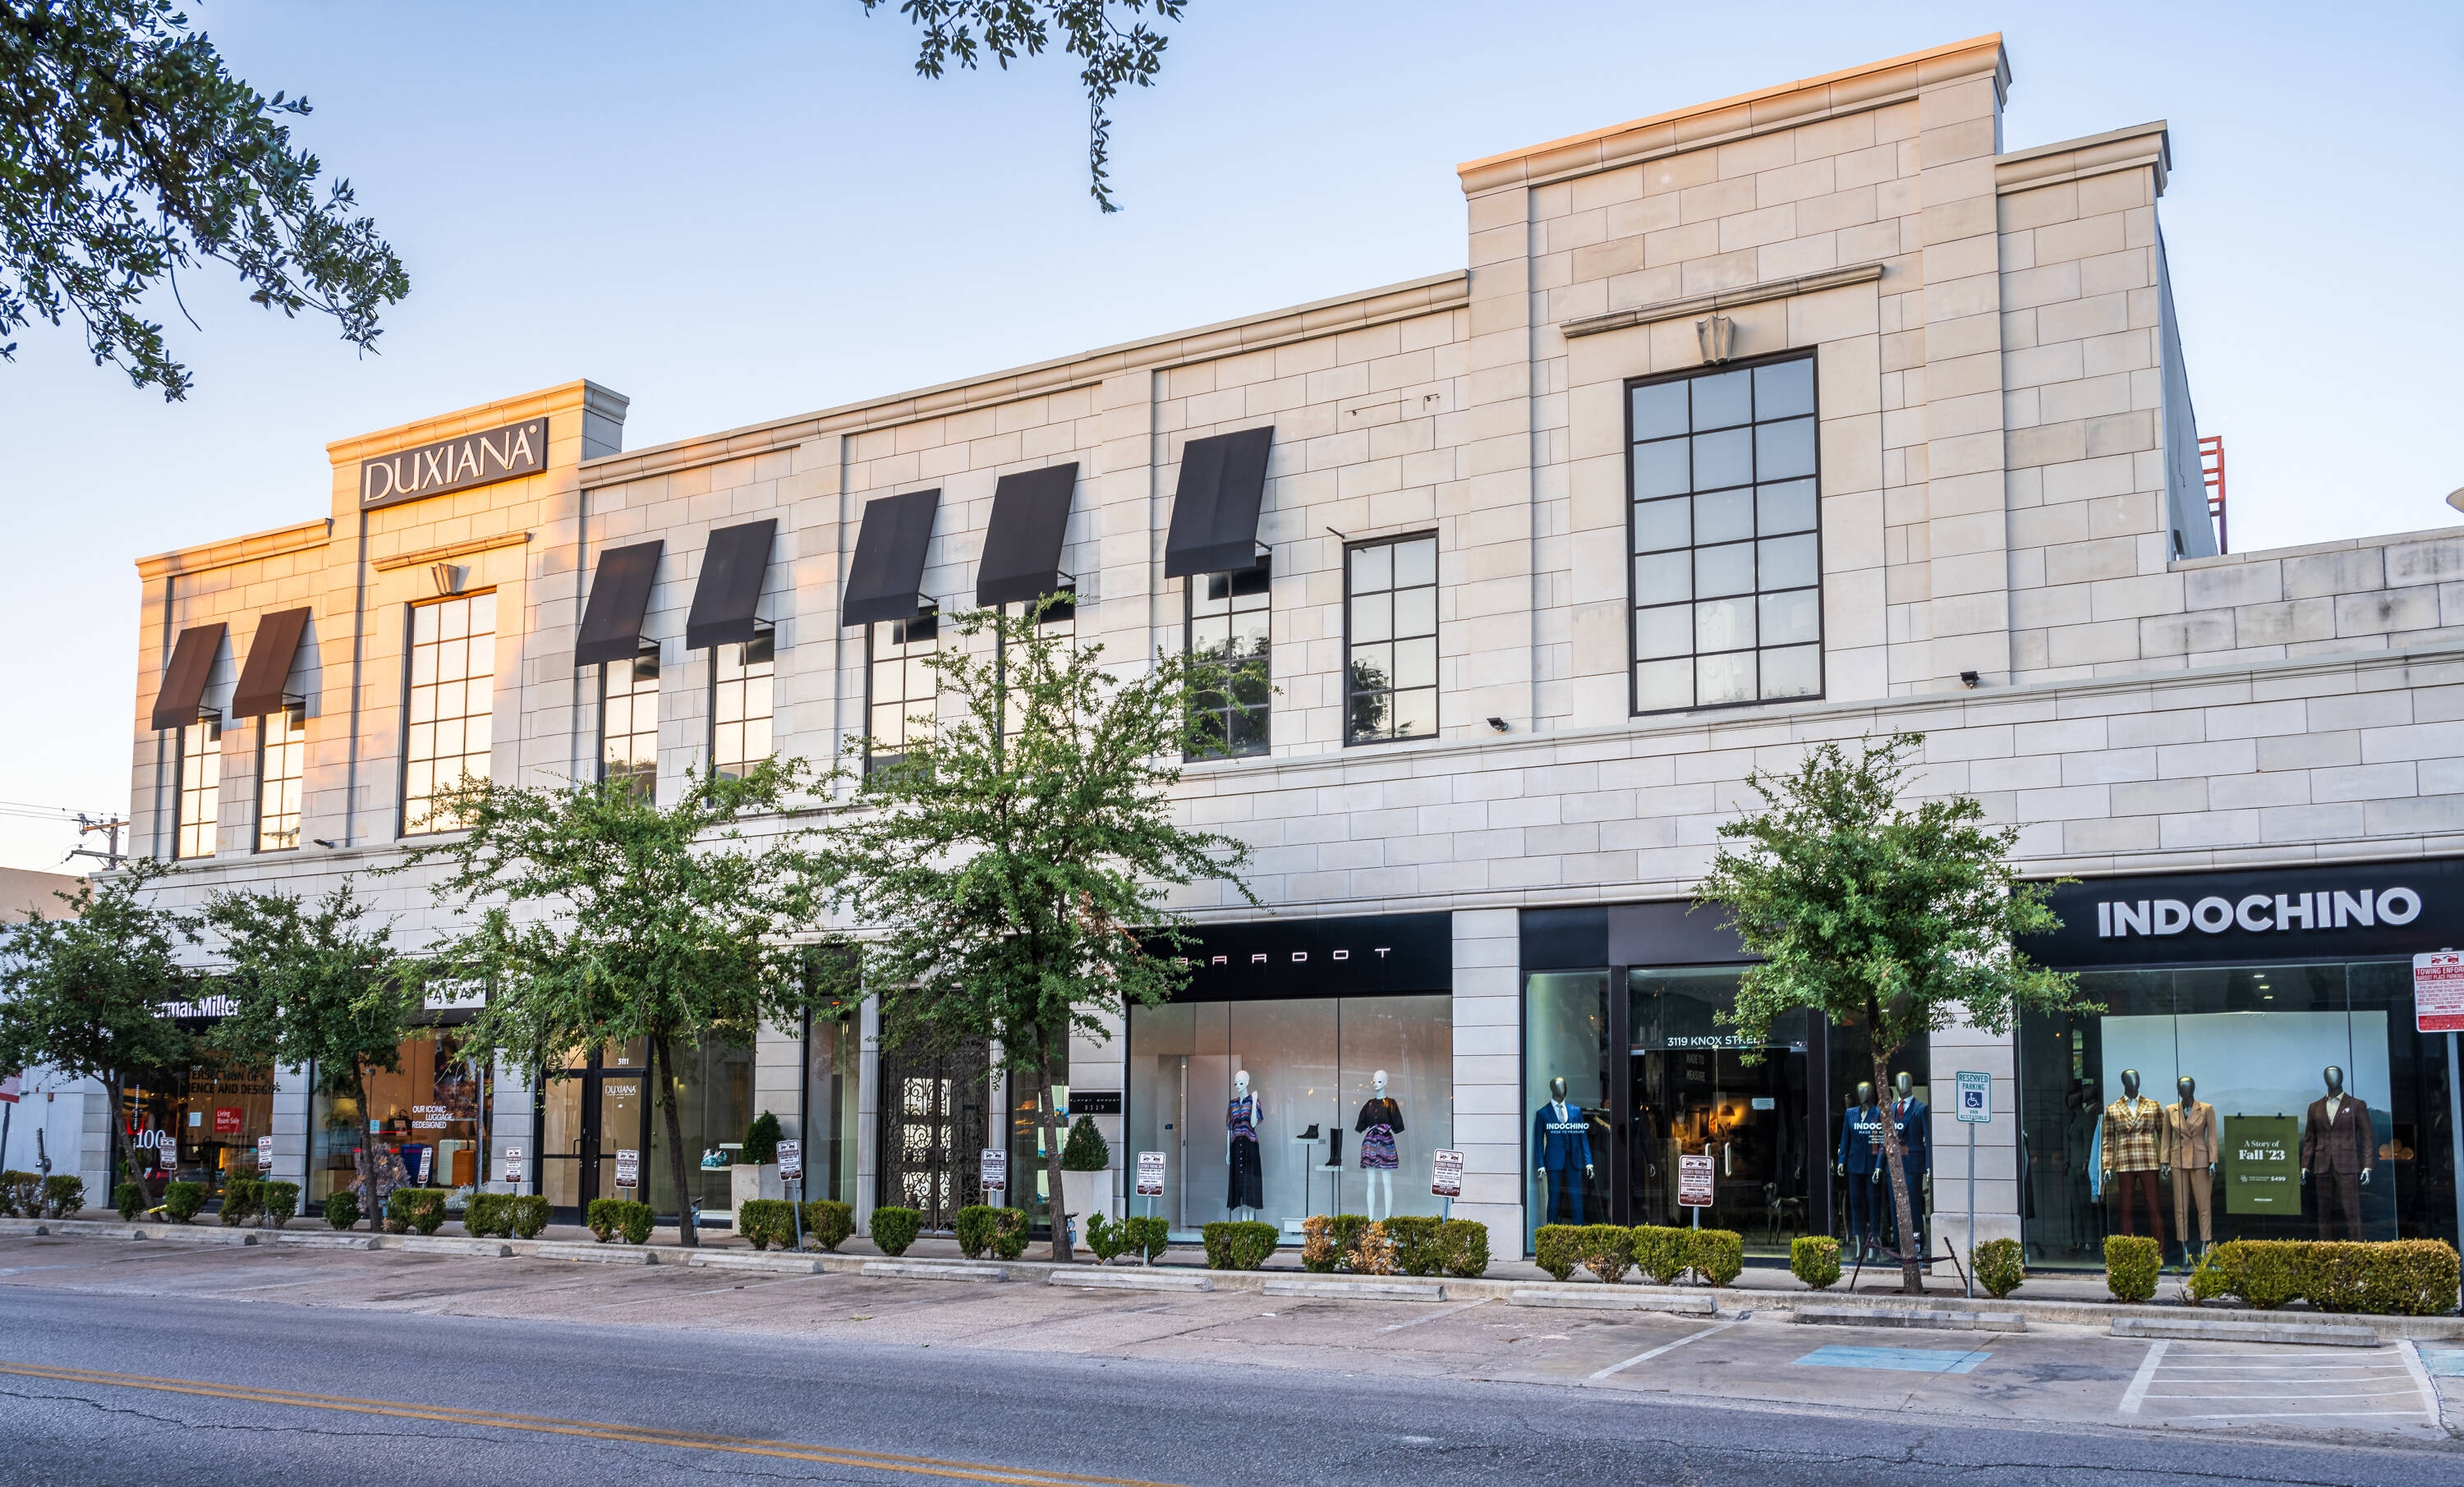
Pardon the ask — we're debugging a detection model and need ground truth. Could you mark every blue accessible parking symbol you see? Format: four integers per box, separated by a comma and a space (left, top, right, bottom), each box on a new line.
1792, 1346, 1993, 1375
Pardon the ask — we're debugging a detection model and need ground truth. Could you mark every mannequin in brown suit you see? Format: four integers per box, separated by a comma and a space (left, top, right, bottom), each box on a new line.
2299, 1065, 2373, 1241
2163, 1075, 2218, 1261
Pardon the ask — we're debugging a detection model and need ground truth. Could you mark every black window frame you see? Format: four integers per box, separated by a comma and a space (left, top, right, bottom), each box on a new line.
1182, 562, 1271, 762
863, 611, 939, 776
600, 650, 660, 798
707, 633, 774, 782
1341, 530, 1441, 747
172, 714, 223, 861
254, 703, 306, 854
399, 590, 499, 838
1624, 348, 1826, 718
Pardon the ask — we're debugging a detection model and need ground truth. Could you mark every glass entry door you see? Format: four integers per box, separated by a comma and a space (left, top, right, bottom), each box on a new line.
1628, 968, 1814, 1252
536, 1043, 648, 1217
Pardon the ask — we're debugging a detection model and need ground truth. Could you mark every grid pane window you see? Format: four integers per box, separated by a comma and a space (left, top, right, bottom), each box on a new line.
175, 718, 221, 860
1630, 355, 1822, 714
602, 656, 659, 796
1185, 569, 1269, 760
403, 592, 497, 833
711, 640, 774, 780
999, 597, 1074, 742
867, 617, 937, 767
255, 708, 306, 852
1346, 535, 1438, 744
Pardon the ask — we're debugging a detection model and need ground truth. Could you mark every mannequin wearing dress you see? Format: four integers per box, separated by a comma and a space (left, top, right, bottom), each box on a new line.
1354, 1069, 1404, 1222
1225, 1068, 1264, 1219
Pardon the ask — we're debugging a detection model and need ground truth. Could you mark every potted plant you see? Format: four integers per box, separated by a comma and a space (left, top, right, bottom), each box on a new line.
1057, 1115, 1111, 1235
729, 1112, 784, 1223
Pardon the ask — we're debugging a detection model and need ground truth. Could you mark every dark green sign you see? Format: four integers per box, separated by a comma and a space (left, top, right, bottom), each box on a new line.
2226, 1115, 2300, 1214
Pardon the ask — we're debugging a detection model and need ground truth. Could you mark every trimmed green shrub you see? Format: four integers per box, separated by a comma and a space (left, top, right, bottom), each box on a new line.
1575, 1223, 1634, 1283
955, 1204, 1004, 1259
1383, 1215, 1443, 1276
1790, 1235, 1841, 1291
2223, 1240, 2301, 1310
42, 1175, 85, 1219
1121, 1214, 1170, 1264
989, 1206, 1028, 1260
587, 1197, 652, 1244
801, 1199, 853, 1251
463, 1192, 507, 1237
1688, 1228, 1745, 1287
1972, 1237, 2025, 1299
2198, 1239, 2460, 1316
1631, 1224, 1689, 1286
1060, 1115, 1109, 1172
260, 1181, 299, 1226
742, 1111, 783, 1166
1083, 1211, 1130, 1264
738, 1199, 798, 1251
2104, 1235, 2160, 1302
162, 1181, 207, 1224
324, 1191, 360, 1230
2185, 1246, 2230, 1306
1303, 1214, 1381, 1273
2353, 1239, 2461, 1317
114, 1182, 146, 1221
1533, 1223, 1582, 1283
870, 1205, 921, 1257
388, 1187, 447, 1236
1201, 1220, 1277, 1270
2305, 1241, 2371, 1313
218, 1177, 261, 1226
506, 1194, 549, 1239
0, 1170, 40, 1217
1438, 1219, 1489, 1278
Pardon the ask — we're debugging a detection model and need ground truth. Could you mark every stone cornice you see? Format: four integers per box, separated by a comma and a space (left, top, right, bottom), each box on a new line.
324, 379, 627, 466
1559, 262, 1886, 340
1995, 121, 2170, 198
371, 530, 534, 573
579, 272, 1471, 490
1455, 34, 2009, 196
135, 517, 332, 581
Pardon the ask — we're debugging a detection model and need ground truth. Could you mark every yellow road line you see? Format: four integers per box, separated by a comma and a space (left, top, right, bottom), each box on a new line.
0, 1362, 1187, 1487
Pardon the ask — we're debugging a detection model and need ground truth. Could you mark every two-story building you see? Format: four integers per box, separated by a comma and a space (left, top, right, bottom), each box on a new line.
115, 35, 2464, 1268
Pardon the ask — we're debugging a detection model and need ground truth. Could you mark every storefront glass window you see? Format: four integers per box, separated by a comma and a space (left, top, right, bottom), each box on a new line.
1629, 969, 1814, 1242
122, 1051, 274, 1202
2021, 958, 2454, 1264
648, 1037, 755, 1220
1128, 994, 1452, 1241
1522, 972, 1610, 1252
807, 1012, 862, 1209
310, 1030, 490, 1203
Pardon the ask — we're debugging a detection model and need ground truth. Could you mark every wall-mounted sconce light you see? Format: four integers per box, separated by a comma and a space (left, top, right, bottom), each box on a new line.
1486, 716, 1510, 733
1696, 313, 1735, 365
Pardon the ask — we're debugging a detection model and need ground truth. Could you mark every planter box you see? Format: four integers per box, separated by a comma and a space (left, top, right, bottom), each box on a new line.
729, 1163, 782, 1220
1058, 1168, 1114, 1225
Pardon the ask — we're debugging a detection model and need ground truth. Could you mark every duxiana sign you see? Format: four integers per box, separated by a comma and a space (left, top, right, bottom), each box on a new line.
361, 418, 547, 510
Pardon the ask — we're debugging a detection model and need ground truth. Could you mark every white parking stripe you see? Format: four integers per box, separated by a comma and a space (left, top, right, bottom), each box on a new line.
1588, 1318, 1743, 1380
2396, 1340, 2443, 1430
2119, 1339, 2168, 1415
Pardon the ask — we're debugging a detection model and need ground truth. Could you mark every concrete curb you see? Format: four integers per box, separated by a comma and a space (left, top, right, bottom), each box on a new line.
529, 1242, 655, 1264
2112, 1316, 2380, 1348
1512, 1289, 1716, 1315
687, 1251, 823, 1275
402, 1237, 512, 1258
862, 1261, 1005, 1283
1049, 1270, 1214, 1293
1795, 1306, 2025, 1333
275, 1232, 378, 1251
1263, 1278, 1446, 1303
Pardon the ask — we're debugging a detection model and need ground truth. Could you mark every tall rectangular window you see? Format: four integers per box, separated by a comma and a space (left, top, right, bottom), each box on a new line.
1185, 567, 1269, 760
1345, 535, 1437, 744
601, 654, 659, 796
255, 707, 306, 852
174, 718, 221, 859
403, 592, 496, 834
867, 615, 937, 769
1628, 353, 1823, 714
996, 596, 1073, 742
710, 639, 773, 780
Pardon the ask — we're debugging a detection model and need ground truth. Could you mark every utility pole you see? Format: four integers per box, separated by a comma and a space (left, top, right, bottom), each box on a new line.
70, 814, 126, 869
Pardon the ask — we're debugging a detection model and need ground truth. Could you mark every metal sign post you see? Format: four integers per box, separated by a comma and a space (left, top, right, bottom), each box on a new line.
614, 1148, 639, 1193
1677, 1153, 1714, 1228
2411, 952, 2464, 1253
501, 1145, 524, 1191
1954, 1071, 1993, 1299
779, 1140, 804, 1250
1431, 1149, 1464, 1222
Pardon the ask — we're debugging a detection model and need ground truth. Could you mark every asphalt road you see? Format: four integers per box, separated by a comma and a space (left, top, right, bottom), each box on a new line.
4, 1289, 2459, 1487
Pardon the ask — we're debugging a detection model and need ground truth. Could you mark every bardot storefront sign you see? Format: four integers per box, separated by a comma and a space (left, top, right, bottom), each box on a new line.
2024, 860, 2461, 969
361, 417, 547, 511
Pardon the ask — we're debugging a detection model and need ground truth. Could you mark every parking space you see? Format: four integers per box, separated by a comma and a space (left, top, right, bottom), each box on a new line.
2120, 1338, 2443, 1438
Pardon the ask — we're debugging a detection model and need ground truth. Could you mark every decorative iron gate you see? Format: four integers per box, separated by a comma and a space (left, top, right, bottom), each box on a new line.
877, 1036, 989, 1230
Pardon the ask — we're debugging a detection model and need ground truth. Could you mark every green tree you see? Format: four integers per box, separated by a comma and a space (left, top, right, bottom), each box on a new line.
1697, 732, 2089, 1295
203, 880, 422, 1226
398, 760, 826, 1249
813, 602, 1253, 1260
2, 0, 409, 398
0, 859, 196, 1196
862, 0, 1188, 213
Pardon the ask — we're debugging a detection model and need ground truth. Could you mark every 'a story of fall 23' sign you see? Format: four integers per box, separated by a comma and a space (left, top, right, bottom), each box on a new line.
361, 418, 548, 510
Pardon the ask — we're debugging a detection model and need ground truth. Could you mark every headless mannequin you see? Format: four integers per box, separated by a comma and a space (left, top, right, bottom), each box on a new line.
1355, 1070, 1401, 1221
1533, 1076, 1594, 1225
1835, 1081, 1883, 1261
2301, 1065, 2373, 1241
2163, 1075, 2218, 1261
1226, 1069, 1264, 1219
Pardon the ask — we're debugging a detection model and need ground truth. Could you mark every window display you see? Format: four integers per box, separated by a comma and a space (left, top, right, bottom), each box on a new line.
311, 1029, 490, 1204
121, 1053, 274, 1202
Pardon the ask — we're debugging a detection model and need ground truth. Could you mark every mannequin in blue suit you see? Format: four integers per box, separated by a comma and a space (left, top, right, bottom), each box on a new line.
1532, 1076, 1594, 1224
1834, 1081, 1883, 1261
1887, 1071, 1930, 1259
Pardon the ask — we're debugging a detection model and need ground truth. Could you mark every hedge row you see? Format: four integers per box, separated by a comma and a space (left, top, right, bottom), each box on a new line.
1534, 1223, 1740, 1286
2184, 1239, 2460, 1316
954, 1205, 1029, 1261
463, 1193, 550, 1238
586, 1198, 654, 1245
0, 1171, 82, 1219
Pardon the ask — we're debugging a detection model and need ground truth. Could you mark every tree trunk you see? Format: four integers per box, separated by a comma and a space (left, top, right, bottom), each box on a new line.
107, 1074, 138, 1214
1870, 1044, 1924, 1296
651, 1031, 698, 1247
351, 1058, 376, 1230
1037, 1038, 1073, 1264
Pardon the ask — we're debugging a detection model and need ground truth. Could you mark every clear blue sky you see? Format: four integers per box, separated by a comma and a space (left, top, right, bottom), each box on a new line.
3, 0, 2458, 871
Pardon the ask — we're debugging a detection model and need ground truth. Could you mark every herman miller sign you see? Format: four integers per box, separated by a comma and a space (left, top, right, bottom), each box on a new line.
361, 417, 548, 510
2025, 860, 2458, 968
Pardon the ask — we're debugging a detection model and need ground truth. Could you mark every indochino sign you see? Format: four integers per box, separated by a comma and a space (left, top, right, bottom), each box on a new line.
2023, 860, 2460, 968
361, 417, 548, 511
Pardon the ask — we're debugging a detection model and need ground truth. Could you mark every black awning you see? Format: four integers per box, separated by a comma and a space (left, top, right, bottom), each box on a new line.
150, 622, 227, 729
573, 540, 664, 668
685, 519, 778, 649
975, 463, 1079, 608
842, 489, 940, 627
230, 608, 312, 719
1162, 426, 1275, 579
